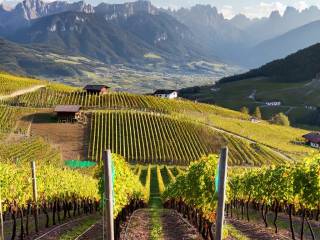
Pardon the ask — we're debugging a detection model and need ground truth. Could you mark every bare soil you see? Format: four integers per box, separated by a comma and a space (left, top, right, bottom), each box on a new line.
31, 112, 89, 160
228, 218, 291, 240
161, 210, 202, 240
120, 209, 151, 240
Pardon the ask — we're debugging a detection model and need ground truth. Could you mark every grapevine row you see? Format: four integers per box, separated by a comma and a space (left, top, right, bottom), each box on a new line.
1, 87, 247, 119
1, 154, 146, 239
89, 111, 216, 165
0, 73, 45, 95
89, 111, 286, 166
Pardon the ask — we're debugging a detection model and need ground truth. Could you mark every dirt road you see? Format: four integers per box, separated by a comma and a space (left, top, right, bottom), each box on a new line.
0, 85, 45, 100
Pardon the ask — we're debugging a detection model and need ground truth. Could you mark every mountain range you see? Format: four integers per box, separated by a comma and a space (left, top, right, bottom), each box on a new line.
1, 0, 320, 69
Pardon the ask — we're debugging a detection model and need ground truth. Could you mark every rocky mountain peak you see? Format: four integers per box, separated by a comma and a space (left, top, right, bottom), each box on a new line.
283, 6, 299, 18
269, 10, 281, 20
95, 0, 157, 19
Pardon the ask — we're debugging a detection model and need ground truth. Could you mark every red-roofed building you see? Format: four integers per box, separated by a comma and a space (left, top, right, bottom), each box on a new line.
302, 132, 320, 148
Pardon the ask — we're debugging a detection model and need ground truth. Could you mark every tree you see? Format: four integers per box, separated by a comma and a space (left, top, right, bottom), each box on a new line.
271, 112, 290, 126
253, 107, 262, 119
240, 106, 249, 115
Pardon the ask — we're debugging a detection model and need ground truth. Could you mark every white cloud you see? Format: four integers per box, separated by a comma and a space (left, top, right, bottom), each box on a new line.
220, 5, 235, 19
241, 1, 287, 19
293, 1, 309, 11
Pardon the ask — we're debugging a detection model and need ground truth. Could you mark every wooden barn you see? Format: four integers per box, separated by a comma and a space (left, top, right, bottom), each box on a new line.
84, 85, 110, 95
54, 105, 81, 122
302, 132, 320, 148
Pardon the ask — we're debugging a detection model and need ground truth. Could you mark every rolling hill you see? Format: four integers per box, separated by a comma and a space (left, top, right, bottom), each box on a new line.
0, 38, 83, 77
0, 71, 313, 162
180, 43, 320, 127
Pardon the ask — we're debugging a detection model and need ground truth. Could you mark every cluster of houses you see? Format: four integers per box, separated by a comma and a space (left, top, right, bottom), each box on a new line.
54, 85, 178, 121
265, 101, 282, 107
302, 132, 320, 149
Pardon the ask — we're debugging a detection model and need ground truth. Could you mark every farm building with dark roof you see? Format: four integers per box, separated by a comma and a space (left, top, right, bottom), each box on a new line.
84, 85, 110, 94
302, 132, 320, 148
54, 105, 81, 122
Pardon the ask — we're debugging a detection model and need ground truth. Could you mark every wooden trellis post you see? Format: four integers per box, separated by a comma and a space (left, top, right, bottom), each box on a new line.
0, 184, 4, 240
103, 150, 114, 240
215, 147, 228, 240
31, 161, 39, 232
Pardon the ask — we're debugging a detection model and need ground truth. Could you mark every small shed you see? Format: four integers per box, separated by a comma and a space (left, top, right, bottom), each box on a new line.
84, 85, 110, 95
153, 90, 178, 99
54, 105, 81, 122
302, 132, 320, 148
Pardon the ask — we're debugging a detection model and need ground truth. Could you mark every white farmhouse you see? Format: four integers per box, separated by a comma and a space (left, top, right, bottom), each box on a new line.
265, 101, 282, 107
153, 90, 178, 99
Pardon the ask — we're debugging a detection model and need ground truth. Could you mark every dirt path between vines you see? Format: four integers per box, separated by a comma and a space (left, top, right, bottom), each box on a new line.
120, 209, 151, 240
0, 85, 45, 100
27, 215, 95, 240
161, 209, 201, 240
228, 218, 291, 240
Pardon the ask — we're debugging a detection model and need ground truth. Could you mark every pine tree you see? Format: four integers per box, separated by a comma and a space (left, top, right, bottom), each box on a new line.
240, 106, 249, 115
253, 107, 262, 119
271, 112, 290, 126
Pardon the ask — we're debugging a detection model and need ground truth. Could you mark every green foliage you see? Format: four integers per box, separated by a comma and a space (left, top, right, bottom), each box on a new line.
221, 43, 320, 84
240, 106, 249, 115
89, 111, 284, 166
98, 154, 146, 218
144, 165, 152, 202
0, 106, 23, 137
230, 154, 320, 210
270, 112, 290, 126
208, 113, 311, 159
162, 155, 219, 221
0, 162, 99, 211
253, 107, 262, 119
0, 72, 46, 95
0, 137, 62, 166
2, 86, 248, 120
89, 111, 219, 165
165, 166, 176, 182
156, 165, 165, 194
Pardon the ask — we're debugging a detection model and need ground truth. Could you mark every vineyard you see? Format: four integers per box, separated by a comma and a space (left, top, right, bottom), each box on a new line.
0, 71, 319, 240
0, 73, 46, 95
0, 106, 21, 137
1, 154, 146, 240
0, 137, 62, 166
0, 85, 313, 160
162, 154, 320, 240
227, 155, 320, 239
88, 111, 286, 166
1, 86, 247, 118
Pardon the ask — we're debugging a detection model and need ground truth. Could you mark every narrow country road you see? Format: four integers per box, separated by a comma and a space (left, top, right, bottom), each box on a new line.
0, 85, 46, 100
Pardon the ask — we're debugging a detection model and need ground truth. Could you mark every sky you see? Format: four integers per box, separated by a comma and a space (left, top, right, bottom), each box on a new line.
1, 0, 320, 19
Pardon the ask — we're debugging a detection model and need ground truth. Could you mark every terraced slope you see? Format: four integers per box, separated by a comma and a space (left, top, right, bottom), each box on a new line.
89, 111, 286, 166
1, 87, 247, 119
